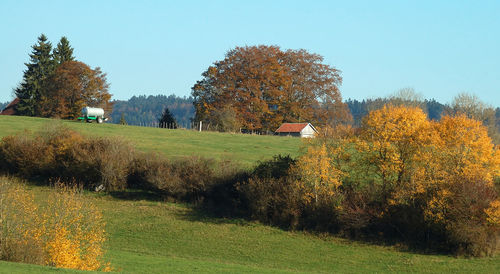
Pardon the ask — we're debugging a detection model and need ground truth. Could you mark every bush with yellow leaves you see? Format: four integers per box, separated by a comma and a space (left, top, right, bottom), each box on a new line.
295, 105, 500, 255
0, 176, 110, 271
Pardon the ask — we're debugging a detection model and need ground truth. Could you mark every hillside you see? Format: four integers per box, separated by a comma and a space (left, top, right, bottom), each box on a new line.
1, 185, 499, 273
0, 115, 301, 167
1, 115, 499, 273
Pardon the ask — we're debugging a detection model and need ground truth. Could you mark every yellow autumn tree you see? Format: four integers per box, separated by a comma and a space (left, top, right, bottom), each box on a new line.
294, 144, 343, 205
301, 104, 500, 255
434, 114, 499, 184
357, 105, 435, 204
424, 114, 500, 231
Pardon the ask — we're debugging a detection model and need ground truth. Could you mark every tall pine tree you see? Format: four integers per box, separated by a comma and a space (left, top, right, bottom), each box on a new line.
53, 36, 74, 64
159, 107, 177, 128
15, 34, 55, 116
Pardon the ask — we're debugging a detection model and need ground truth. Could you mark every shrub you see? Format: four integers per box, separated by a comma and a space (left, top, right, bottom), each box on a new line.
0, 124, 134, 191
58, 136, 134, 191
237, 176, 302, 229
235, 156, 302, 228
41, 181, 109, 270
0, 176, 110, 271
0, 176, 44, 264
128, 152, 173, 190
425, 177, 500, 256
129, 153, 238, 203
0, 133, 52, 177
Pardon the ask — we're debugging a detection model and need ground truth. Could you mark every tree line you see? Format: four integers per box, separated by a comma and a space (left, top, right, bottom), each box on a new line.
13, 34, 112, 119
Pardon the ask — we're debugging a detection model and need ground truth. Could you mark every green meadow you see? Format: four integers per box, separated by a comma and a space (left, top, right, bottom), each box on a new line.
1, 187, 499, 273
0, 115, 301, 167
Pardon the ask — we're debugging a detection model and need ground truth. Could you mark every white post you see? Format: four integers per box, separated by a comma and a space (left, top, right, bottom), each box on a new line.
199, 121, 202, 132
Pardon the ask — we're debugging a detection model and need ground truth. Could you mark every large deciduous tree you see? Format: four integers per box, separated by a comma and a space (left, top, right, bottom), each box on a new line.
40, 61, 112, 119
15, 34, 56, 116
192, 45, 350, 131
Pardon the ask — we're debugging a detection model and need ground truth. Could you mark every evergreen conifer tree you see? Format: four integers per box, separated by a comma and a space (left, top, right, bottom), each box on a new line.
119, 113, 128, 125
15, 34, 55, 116
159, 107, 177, 128
53, 36, 74, 64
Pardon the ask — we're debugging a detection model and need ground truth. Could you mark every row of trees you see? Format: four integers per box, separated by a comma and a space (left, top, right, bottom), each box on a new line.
15, 34, 112, 119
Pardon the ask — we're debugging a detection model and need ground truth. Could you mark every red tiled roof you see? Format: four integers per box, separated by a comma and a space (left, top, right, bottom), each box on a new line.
0, 98, 19, 115
275, 123, 309, 133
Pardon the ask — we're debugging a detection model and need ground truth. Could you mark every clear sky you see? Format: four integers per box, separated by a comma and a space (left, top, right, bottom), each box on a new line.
1, 0, 499, 106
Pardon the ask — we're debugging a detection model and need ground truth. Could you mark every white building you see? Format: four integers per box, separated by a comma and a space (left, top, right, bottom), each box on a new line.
275, 123, 317, 138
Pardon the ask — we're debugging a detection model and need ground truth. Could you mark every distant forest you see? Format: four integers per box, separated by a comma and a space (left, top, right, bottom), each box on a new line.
347, 98, 500, 128
106, 95, 450, 129
0, 101, 8, 111
3, 95, 499, 133
110, 94, 194, 128
346, 98, 447, 127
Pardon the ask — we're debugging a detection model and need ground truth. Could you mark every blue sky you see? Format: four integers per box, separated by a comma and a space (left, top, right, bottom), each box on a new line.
1, 0, 499, 106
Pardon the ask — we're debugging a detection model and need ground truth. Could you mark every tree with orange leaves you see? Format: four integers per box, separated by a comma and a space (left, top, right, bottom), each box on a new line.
192, 45, 349, 131
40, 61, 112, 119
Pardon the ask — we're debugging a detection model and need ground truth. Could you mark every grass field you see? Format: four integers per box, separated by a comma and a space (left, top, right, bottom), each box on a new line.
0, 115, 302, 167
1, 186, 499, 273
1, 115, 499, 273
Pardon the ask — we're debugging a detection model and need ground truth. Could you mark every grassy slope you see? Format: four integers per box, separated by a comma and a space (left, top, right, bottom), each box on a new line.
0, 116, 499, 273
1, 187, 499, 273
0, 115, 301, 167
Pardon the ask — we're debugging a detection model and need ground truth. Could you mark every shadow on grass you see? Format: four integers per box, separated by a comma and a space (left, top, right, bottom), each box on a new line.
171, 205, 254, 227
108, 189, 165, 202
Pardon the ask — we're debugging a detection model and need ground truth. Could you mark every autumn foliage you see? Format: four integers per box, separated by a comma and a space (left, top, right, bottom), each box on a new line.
40, 61, 112, 119
192, 45, 351, 131
0, 124, 134, 191
0, 177, 109, 271
289, 105, 500, 255
233, 105, 499, 256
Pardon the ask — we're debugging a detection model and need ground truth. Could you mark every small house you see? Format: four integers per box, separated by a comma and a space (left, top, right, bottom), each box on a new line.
275, 123, 317, 138
0, 98, 19, 115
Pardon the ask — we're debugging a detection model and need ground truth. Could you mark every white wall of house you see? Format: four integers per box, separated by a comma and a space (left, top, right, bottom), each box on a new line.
300, 124, 316, 138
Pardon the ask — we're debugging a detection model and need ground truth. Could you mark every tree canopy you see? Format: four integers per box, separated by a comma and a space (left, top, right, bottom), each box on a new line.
192, 45, 350, 132
40, 61, 112, 119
